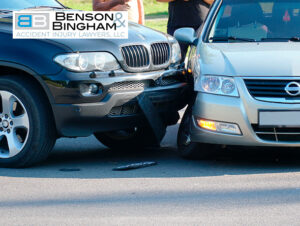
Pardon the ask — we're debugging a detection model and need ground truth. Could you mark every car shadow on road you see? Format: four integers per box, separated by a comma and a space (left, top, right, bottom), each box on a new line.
1, 132, 300, 179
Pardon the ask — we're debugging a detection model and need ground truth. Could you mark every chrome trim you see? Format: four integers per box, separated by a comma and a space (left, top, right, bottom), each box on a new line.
151, 41, 171, 70
150, 42, 170, 66
120, 42, 171, 72
140, 45, 147, 66
93, 68, 182, 87
243, 76, 300, 104
284, 82, 300, 96
254, 97, 300, 104
256, 131, 300, 135
242, 76, 300, 80
120, 43, 151, 71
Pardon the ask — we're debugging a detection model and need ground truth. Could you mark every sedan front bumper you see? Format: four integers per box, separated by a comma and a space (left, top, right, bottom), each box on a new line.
191, 77, 300, 147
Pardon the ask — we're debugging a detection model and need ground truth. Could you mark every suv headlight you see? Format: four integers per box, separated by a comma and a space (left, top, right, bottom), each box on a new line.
167, 35, 181, 64
171, 42, 181, 64
196, 75, 239, 97
54, 52, 120, 72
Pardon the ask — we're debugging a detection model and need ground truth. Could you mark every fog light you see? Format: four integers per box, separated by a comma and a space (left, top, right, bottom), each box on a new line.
197, 118, 241, 135
89, 84, 99, 94
198, 119, 217, 131
79, 83, 102, 97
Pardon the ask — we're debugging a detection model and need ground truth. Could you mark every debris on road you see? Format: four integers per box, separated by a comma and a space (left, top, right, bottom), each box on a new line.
113, 161, 157, 171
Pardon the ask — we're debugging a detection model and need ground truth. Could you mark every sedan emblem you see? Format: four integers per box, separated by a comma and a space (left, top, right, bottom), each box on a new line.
285, 82, 300, 96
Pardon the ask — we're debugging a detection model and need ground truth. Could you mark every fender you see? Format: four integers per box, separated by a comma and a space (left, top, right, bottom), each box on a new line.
0, 32, 70, 75
0, 60, 56, 104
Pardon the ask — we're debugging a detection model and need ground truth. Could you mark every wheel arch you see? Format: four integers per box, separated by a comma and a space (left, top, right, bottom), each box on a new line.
0, 61, 57, 134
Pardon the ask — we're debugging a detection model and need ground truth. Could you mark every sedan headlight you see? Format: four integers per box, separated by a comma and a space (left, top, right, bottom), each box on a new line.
196, 75, 239, 97
54, 52, 120, 72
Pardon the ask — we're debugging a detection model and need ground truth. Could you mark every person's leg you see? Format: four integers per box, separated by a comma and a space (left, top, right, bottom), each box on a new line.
167, 27, 175, 36
168, 27, 189, 63
178, 43, 189, 63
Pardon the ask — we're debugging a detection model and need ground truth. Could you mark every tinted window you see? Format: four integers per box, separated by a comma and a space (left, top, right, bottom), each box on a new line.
0, 0, 63, 11
208, 0, 300, 42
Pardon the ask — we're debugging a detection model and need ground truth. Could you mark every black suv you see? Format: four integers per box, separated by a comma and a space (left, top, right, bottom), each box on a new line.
0, 0, 189, 167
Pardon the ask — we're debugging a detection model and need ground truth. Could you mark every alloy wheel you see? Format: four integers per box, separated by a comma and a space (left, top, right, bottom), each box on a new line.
0, 90, 29, 158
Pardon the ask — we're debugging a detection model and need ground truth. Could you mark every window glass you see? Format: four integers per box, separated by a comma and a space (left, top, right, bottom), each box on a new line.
208, 0, 300, 42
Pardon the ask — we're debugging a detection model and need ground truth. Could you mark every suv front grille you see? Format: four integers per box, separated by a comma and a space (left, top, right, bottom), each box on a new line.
252, 124, 300, 142
244, 79, 300, 99
150, 43, 170, 65
108, 81, 150, 92
155, 76, 182, 86
121, 43, 170, 70
109, 103, 139, 116
121, 45, 150, 68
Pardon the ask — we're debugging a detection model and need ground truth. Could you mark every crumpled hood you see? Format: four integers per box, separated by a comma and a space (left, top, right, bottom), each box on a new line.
199, 42, 300, 77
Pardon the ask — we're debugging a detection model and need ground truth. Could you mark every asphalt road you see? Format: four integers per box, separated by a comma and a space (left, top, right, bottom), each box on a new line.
2, 123, 300, 225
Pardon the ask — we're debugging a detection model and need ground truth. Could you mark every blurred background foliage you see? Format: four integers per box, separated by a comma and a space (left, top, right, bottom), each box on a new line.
59, 0, 168, 32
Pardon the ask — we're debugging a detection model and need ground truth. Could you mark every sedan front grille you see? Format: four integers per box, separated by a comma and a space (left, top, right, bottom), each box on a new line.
121, 45, 150, 68
252, 124, 300, 142
244, 79, 300, 98
150, 43, 170, 65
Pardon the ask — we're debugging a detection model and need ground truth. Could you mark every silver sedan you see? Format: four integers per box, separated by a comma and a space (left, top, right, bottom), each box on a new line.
175, 0, 300, 158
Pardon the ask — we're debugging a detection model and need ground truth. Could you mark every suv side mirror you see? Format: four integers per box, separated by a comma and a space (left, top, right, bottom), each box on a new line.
174, 28, 198, 45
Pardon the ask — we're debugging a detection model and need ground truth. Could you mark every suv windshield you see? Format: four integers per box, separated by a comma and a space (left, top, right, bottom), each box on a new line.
0, 0, 63, 11
208, 0, 300, 42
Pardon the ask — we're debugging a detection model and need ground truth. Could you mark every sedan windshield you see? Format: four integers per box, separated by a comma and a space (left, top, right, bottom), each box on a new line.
0, 0, 63, 11
208, 0, 300, 42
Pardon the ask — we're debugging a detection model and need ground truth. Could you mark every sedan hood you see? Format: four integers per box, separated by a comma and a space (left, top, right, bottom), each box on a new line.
199, 42, 300, 77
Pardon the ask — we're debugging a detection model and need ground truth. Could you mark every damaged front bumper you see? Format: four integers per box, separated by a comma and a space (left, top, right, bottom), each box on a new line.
46, 68, 190, 137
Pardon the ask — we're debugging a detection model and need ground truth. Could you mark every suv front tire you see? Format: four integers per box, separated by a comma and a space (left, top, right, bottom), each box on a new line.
0, 75, 56, 168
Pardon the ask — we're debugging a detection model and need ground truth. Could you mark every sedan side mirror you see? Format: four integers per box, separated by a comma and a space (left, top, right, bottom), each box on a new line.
174, 28, 198, 45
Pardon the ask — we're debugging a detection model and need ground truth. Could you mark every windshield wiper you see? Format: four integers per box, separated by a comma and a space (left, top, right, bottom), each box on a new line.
261, 37, 300, 42
210, 36, 256, 42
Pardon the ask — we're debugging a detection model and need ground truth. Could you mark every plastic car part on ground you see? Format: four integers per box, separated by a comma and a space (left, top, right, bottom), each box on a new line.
113, 161, 158, 171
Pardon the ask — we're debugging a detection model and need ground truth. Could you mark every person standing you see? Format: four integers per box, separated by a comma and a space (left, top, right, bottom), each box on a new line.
93, 0, 145, 25
157, 0, 214, 60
